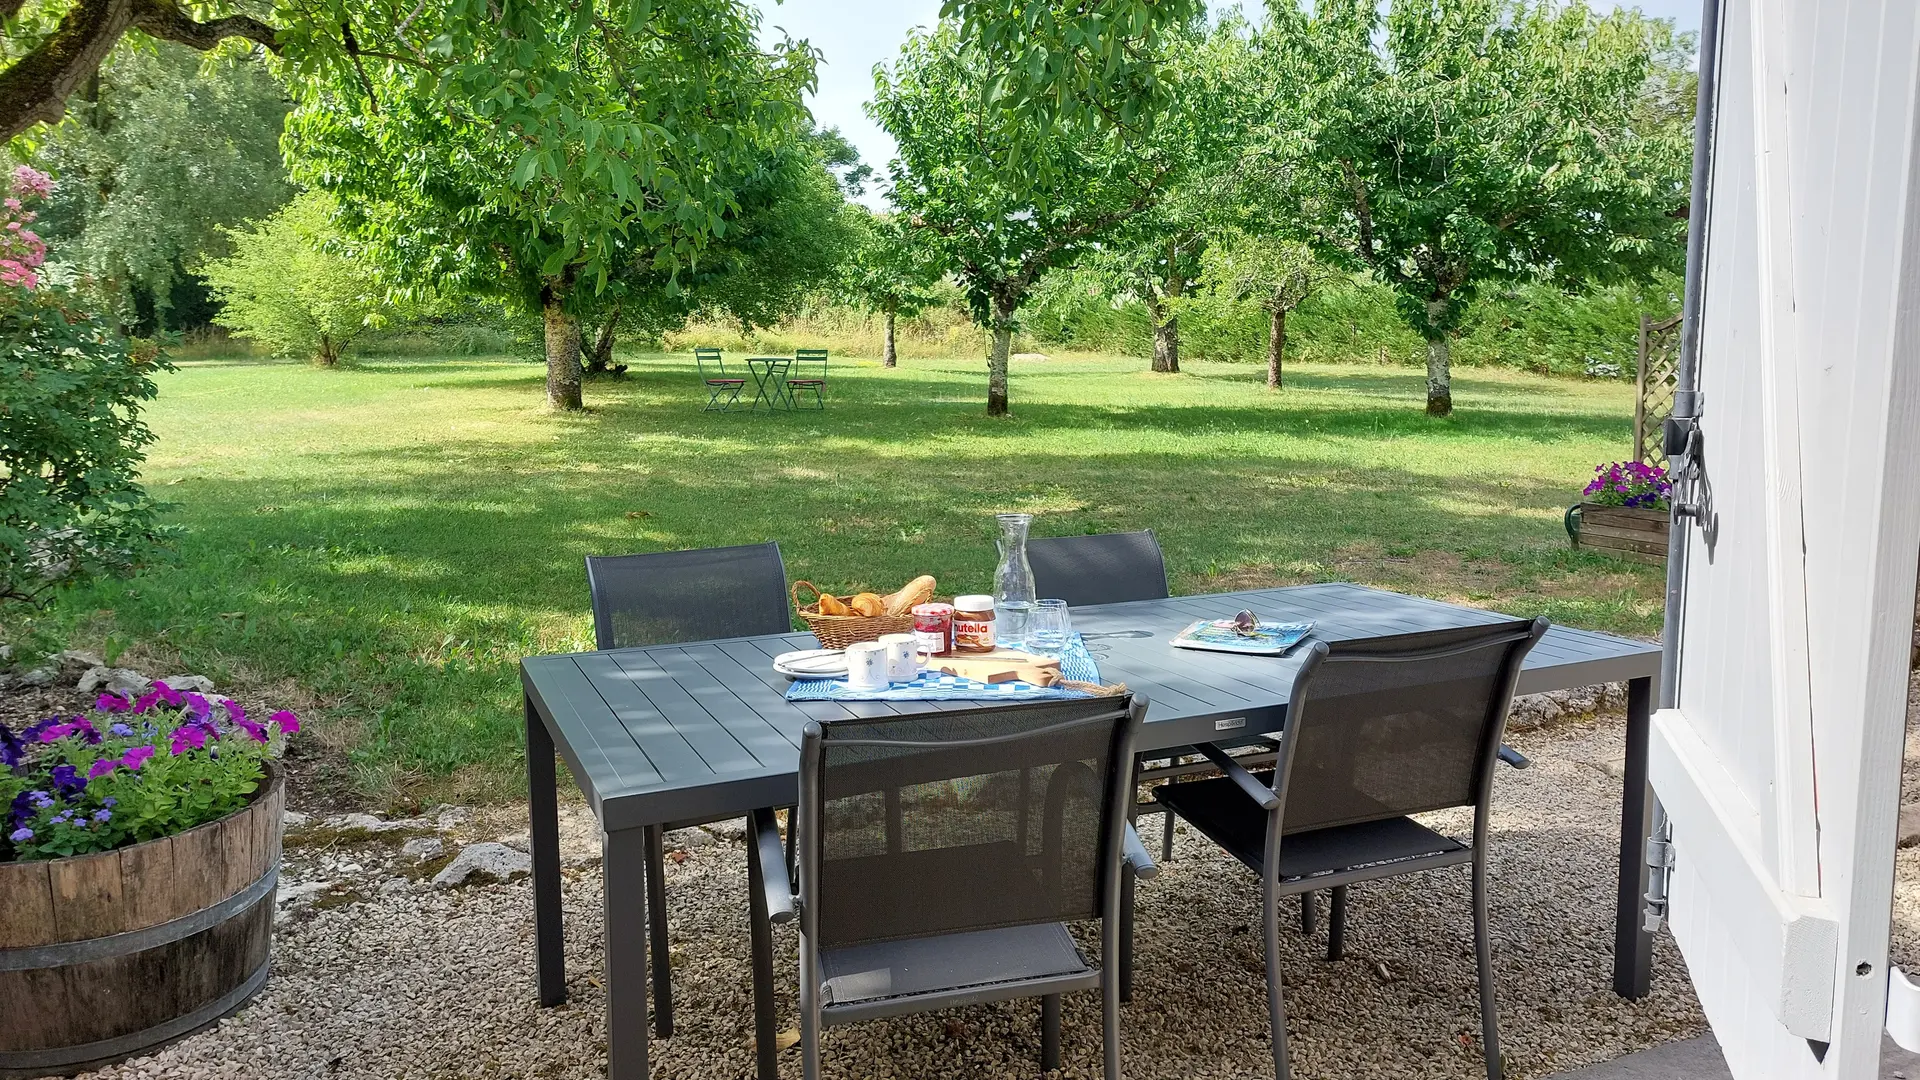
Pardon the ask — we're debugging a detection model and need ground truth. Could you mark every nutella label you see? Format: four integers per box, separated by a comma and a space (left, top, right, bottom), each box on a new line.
953, 616, 996, 652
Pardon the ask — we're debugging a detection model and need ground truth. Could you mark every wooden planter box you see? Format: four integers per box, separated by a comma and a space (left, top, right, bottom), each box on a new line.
1570, 502, 1671, 566
0, 766, 284, 1078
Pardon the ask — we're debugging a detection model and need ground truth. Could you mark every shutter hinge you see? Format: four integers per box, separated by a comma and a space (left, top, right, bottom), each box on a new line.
1644, 809, 1676, 932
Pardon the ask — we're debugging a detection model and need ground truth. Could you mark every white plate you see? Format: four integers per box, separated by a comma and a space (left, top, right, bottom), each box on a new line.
773, 648, 848, 679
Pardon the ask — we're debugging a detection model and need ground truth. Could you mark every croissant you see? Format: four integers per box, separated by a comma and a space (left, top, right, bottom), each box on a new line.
816, 593, 851, 616
849, 592, 886, 617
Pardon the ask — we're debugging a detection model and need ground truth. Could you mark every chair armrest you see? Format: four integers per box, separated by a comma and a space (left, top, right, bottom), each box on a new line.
1123, 823, 1159, 881
751, 808, 795, 924
1497, 744, 1532, 770
1199, 743, 1280, 810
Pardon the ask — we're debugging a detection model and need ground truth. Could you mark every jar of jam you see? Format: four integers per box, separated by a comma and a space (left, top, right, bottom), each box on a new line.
912, 603, 954, 657
952, 595, 996, 653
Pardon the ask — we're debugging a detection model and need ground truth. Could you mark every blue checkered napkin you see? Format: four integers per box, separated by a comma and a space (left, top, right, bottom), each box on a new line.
785, 635, 1102, 702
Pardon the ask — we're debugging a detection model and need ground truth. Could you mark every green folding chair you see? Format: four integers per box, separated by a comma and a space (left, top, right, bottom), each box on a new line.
787, 348, 827, 410
695, 347, 745, 411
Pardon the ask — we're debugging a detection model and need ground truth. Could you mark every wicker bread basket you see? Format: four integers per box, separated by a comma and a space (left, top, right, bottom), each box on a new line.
791, 579, 932, 648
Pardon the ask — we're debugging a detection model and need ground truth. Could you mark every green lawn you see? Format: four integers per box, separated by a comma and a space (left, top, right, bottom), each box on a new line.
31, 350, 1662, 803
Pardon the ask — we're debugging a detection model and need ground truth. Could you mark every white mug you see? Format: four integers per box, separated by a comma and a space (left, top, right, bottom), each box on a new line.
878, 633, 929, 683
844, 642, 890, 690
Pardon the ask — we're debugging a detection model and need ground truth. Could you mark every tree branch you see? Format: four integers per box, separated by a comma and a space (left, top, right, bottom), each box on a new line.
0, 0, 280, 143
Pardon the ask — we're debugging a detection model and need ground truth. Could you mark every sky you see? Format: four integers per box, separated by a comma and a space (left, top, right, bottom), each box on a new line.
745, 0, 1704, 209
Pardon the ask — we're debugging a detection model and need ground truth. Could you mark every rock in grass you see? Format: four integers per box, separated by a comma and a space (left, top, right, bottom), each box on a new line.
77, 666, 151, 696
284, 810, 315, 830
16, 668, 55, 688
159, 673, 216, 693
401, 836, 445, 862
432, 843, 532, 889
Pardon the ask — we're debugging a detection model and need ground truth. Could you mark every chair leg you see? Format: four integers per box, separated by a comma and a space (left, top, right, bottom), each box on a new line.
1473, 848, 1502, 1080
1299, 890, 1316, 936
746, 827, 778, 1080
1264, 877, 1292, 1080
799, 935, 822, 1080
643, 824, 673, 1038
1161, 806, 1175, 863
1041, 994, 1062, 1072
1103, 891, 1122, 1080
1327, 885, 1347, 962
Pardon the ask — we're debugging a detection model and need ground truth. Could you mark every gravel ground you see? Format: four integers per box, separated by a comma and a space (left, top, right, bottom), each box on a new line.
1883, 669, 1920, 976
52, 699, 1709, 1080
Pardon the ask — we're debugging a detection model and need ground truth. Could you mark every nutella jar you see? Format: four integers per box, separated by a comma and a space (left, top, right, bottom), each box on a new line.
952, 595, 996, 653
912, 603, 954, 657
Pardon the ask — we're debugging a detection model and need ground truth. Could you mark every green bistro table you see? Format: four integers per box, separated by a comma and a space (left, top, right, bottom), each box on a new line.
745, 357, 794, 412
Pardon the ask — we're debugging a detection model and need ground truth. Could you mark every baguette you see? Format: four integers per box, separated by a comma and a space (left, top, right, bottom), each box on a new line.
882, 575, 938, 616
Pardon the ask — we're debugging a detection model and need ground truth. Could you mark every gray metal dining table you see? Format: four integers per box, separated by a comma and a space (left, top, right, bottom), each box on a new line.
521, 581, 1662, 1080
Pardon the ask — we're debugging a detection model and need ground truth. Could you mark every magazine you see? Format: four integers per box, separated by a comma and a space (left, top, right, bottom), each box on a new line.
1170, 618, 1315, 656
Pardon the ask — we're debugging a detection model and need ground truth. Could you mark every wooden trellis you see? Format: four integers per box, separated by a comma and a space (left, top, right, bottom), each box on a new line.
1635, 314, 1682, 467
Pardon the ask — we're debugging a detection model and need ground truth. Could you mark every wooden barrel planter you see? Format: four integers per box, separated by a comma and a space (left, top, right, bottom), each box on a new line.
0, 767, 284, 1078
1566, 502, 1671, 566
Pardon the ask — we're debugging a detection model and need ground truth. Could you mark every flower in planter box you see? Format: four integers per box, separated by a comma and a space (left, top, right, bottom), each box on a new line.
0, 693, 297, 863
1582, 461, 1673, 511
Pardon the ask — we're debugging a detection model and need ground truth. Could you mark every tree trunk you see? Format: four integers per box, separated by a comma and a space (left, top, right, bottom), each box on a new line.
1424, 296, 1453, 417
1151, 312, 1179, 374
584, 315, 618, 373
883, 304, 897, 368
1267, 306, 1287, 389
987, 295, 1015, 417
542, 283, 583, 411
315, 334, 338, 367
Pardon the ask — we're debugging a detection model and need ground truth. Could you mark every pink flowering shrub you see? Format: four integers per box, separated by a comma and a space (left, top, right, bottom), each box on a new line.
0, 166, 51, 291
0, 683, 298, 861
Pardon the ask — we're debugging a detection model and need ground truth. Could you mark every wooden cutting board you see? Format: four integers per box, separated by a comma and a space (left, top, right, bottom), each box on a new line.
933, 650, 1062, 686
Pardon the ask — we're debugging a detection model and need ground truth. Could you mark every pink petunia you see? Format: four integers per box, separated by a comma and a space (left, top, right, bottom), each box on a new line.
169, 724, 209, 755
87, 759, 117, 780
269, 710, 301, 735
96, 693, 130, 713
119, 745, 155, 771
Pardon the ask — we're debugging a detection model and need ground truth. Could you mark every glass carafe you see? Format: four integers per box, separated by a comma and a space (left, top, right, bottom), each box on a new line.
993, 513, 1036, 650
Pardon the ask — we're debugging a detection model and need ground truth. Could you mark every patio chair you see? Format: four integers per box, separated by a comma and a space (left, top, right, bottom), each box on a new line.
584, 542, 793, 1041
695, 346, 745, 411
1028, 530, 1170, 608
751, 695, 1158, 1080
787, 347, 827, 410
1154, 618, 1546, 1080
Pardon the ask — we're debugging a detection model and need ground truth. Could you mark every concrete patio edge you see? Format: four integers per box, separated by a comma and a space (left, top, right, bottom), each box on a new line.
1545, 1035, 1920, 1079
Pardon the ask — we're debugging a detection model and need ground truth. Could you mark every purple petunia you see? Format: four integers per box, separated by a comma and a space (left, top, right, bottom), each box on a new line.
119, 745, 155, 771
184, 693, 212, 720
153, 681, 183, 707
270, 710, 301, 735
223, 699, 248, 724
87, 758, 117, 779
49, 763, 87, 799
233, 715, 269, 743
169, 723, 210, 755
132, 690, 162, 714
0, 722, 22, 768
95, 693, 130, 713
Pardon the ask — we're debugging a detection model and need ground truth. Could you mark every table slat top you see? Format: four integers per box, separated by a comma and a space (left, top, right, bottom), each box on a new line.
522, 581, 1659, 830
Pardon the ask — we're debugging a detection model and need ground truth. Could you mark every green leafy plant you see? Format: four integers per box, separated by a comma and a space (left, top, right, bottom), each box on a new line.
1, 683, 299, 862
202, 191, 385, 366
1, 167, 173, 608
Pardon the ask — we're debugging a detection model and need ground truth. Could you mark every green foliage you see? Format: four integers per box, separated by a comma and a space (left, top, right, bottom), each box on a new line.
871, 20, 1177, 412
0, 285, 170, 608
28, 43, 291, 329
282, 0, 817, 408
841, 212, 943, 320
1261, 0, 1693, 412
201, 191, 384, 365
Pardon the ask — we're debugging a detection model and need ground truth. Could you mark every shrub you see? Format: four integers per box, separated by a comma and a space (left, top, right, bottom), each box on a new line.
202, 191, 384, 366
1, 167, 173, 608
0, 684, 299, 862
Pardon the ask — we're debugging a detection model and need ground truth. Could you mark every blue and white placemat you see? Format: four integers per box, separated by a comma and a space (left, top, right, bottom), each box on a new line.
785, 634, 1103, 702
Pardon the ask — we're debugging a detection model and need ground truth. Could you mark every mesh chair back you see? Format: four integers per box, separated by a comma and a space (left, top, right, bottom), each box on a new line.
1274, 619, 1546, 834
1028, 531, 1170, 607
585, 543, 791, 649
798, 696, 1143, 949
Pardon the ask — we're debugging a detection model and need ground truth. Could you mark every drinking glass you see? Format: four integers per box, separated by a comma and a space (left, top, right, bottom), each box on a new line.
1027, 599, 1072, 659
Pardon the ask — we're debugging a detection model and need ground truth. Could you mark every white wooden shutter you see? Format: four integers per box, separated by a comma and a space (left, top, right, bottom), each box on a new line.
1652, 0, 1920, 1076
